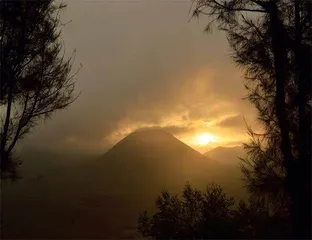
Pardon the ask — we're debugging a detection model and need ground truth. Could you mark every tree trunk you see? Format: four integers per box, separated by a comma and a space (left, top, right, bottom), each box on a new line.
268, 3, 303, 238
0, 84, 13, 172
269, 1, 311, 238
293, 1, 311, 238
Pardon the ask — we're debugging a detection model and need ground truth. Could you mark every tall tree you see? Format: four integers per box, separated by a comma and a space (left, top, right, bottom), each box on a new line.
191, 0, 311, 237
0, 0, 80, 179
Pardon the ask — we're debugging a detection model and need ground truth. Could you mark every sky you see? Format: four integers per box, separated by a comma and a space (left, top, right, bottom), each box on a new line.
23, 0, 259, 154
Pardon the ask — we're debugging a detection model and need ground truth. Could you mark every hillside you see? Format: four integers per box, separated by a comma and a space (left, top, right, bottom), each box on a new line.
204, 145, 246, 200
2, 130, 247, 239
93, 129, 218, 195
205, 146, 245, 165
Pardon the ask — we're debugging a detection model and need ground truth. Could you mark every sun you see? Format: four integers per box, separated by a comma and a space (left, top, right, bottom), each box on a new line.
195, 133, 217, 145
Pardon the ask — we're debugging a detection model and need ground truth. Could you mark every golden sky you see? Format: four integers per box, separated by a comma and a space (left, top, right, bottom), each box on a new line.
23, 0, 259, 154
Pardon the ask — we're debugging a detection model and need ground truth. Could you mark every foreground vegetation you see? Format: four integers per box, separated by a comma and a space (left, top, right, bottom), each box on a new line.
138, 183, 290, 239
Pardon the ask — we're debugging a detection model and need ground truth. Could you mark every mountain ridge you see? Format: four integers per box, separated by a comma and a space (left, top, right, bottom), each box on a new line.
93, 128, 219, 195
205, 145, 245, 165
103, 128, 205, 160
3, 131, 247, 239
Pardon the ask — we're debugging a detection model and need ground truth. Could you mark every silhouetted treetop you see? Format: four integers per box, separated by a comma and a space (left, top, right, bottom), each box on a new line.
191, 0, 311, 238
0, 0, 80, 179
138, 183, 289, 239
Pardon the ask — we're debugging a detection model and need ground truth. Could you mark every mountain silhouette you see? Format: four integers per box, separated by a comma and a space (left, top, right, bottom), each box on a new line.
3, 130, 247, 239
205, 146, 245, 165
204, 145, 247, 200
93, 128, 218, 195
105, 128, 204, 159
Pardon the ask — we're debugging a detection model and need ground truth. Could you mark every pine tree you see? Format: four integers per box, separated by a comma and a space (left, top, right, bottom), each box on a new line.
0, 0, 80, 178
191, 0, 311, 237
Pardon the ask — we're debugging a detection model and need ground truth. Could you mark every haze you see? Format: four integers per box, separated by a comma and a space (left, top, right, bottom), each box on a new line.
22, 0, 257, 154
2, 1, 261, 238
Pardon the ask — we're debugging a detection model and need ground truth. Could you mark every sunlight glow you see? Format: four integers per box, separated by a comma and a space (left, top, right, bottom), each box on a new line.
195, 133, 217, 145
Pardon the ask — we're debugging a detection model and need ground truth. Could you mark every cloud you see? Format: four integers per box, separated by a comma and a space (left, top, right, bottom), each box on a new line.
20, 1, 258, 154
217, 114, 245, 128
161, 126, 192, 135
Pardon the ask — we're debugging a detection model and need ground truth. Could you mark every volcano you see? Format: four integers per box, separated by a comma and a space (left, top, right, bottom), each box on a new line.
93, 128, 218, 195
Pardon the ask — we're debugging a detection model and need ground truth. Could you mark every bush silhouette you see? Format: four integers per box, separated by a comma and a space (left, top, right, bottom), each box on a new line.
138, 183, 290, 239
